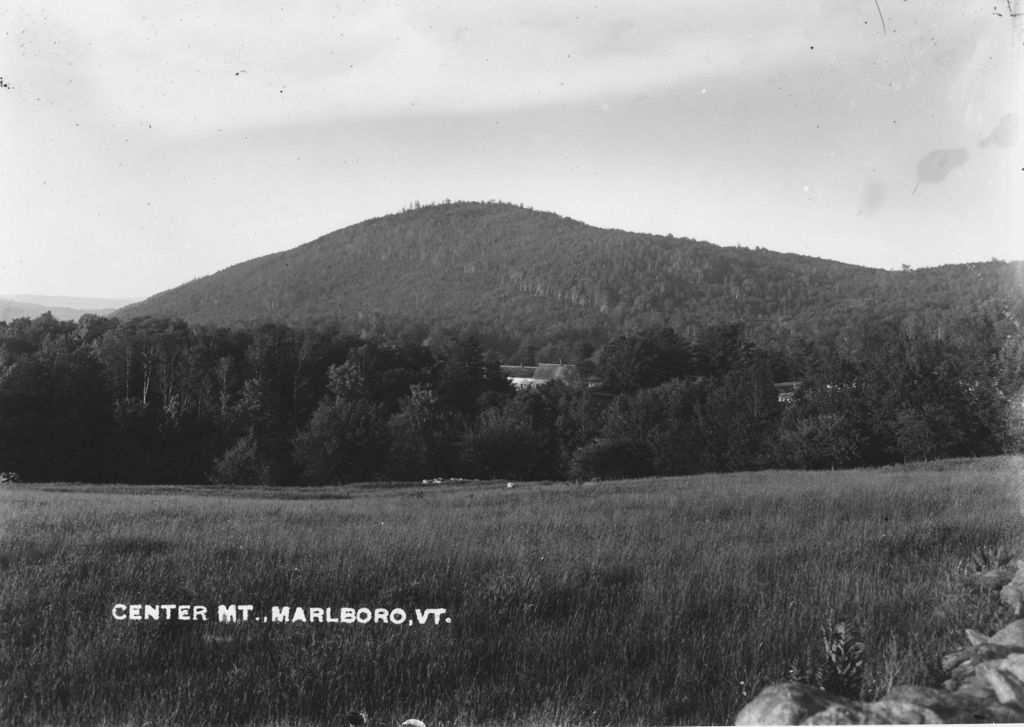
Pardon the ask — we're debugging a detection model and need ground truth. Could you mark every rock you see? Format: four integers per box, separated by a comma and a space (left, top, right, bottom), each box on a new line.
975, 655, 1024, 717
735, 683, 851, 725
1000, 562, 1024, 616
736, 554, 1024, 724
942, 621, 1024, 691
951, 673, 996, 702
945, 659, 978, 685
1000, 653, 1024, 679
989, 620, 1024, 648
799, 692, 953, 725
943, 643, 1024, 674
942, 648, 969, 673
977, 661, 1024, 709
963, 621, 1024, 648
965, 628, 987, 646
736, 682, 1024, 724
878, 685, 1021, 722
800, 702, 897, 724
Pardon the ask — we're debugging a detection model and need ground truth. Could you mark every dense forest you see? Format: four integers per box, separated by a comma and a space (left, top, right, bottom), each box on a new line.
118, 202, 1024, 354
1, 309, 1021, 485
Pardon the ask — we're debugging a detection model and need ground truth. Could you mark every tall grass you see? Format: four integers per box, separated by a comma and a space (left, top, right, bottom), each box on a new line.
1, 457, 1022, 726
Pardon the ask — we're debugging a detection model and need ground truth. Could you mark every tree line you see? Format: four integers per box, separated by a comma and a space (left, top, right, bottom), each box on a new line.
0, 312, 1021, 485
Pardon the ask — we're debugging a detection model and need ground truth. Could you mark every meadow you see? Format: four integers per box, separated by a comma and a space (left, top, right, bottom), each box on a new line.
1, 457, 1022, 726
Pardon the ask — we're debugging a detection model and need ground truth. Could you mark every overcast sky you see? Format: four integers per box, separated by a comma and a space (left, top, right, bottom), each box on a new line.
2, 1, 1021, 300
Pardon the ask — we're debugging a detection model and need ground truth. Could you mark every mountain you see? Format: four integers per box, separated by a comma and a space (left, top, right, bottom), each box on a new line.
117, 201, 1024, 347
0, 295, 134, 323
5, 294, 139, 310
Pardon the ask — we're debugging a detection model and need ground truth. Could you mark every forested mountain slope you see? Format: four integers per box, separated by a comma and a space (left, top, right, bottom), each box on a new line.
119, 201, 1024, 347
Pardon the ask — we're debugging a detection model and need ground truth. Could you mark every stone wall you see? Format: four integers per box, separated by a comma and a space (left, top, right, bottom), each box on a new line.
736, 558, 1024, 724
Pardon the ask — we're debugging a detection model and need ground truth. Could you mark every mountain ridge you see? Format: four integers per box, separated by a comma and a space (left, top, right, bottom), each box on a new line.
0, 297, 129, 323
4, 294, 140, 309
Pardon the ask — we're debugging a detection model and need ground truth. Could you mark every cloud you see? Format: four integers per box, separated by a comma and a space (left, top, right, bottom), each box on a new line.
4, 1, 832, 136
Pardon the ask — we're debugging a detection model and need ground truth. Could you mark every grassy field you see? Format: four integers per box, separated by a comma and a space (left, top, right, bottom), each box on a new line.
1, 457, 1022, 726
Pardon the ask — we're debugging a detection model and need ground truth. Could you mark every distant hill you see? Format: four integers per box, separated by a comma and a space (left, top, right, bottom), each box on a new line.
6, 294, 138, 310
0, 295, 134, 323
117, 201, 1024, 347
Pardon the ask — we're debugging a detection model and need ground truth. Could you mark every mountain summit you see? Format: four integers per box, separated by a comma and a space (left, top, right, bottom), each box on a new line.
118, 201, 1022, 345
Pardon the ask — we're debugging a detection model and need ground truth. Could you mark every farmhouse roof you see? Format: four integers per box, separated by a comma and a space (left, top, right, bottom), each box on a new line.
532, 363, 579, 382
501, 362, 584, 388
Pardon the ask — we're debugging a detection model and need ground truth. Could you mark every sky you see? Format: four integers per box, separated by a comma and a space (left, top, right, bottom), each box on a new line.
1, 1, 1022, 300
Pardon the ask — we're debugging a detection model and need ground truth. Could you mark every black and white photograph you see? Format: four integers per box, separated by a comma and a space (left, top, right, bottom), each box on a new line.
1, 1, 1023, 725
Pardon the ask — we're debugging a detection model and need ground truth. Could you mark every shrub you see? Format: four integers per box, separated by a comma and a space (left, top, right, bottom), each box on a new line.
459, 407, 545, 480
293, 398, 390, 485
568, 438, 655, 480
210, 430, 272, 486
774, 413, 863, 470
